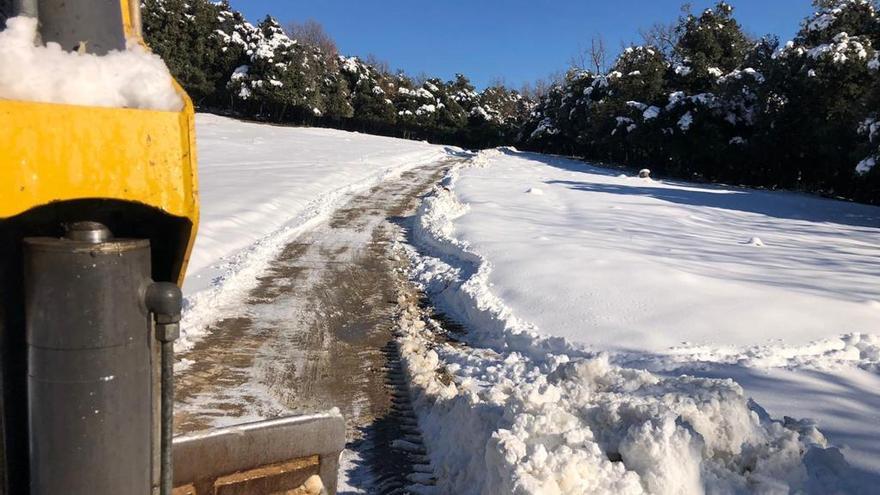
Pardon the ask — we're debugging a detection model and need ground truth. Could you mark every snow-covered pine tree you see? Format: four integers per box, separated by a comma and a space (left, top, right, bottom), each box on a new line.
449, 74, 479, 113
646, 2, 758, 180
592, 45, 669, 165
394, 77, 442, 131
142, 0, 235, 103
466, 84, 529, 147
671, 1, 752, 93
520, 78, 568, 152
428, 78, 469, 132
761, 0, 879, 195
319, 56, 354, 120
338, 56, 397, 129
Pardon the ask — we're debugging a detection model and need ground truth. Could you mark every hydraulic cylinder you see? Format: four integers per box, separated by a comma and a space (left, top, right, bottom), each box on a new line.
23, 222, 154, 494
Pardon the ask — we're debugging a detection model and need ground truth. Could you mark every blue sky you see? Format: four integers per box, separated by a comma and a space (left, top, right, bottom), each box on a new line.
229, 1, 816, 89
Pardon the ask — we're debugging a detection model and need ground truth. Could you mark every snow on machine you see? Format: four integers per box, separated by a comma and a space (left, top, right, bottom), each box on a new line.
0, 1, 343, 493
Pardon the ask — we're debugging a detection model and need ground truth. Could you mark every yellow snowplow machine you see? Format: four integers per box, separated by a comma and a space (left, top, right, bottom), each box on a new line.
0, 1, 343, 494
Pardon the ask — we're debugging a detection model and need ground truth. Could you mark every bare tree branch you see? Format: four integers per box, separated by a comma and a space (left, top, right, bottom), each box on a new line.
285, 19, 338, 58
364, 53, 391, 76
568, 36, 607, 74
411, 71, 429, 87
569, 42, 589, 71
520, 78, 551, 100
638, 21, 679, 58
489, 75, 508, 89
590, 35, 607, 74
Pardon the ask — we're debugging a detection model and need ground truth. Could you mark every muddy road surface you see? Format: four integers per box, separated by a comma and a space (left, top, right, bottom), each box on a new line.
174, 160, 457, 492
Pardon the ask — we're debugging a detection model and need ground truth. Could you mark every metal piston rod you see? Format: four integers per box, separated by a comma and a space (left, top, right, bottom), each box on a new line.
12, 0, 38, 19
145, 282, 182, 495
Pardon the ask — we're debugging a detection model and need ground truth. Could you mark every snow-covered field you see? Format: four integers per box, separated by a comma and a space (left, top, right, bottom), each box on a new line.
181, 117, 879, 492
401, 148, 880, 493
180, 114, 454, 350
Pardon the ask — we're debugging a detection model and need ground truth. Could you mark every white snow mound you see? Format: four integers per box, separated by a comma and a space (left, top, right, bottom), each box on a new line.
401, 320, 843, 494
0, 16, 182, 110
399, 155, 866, 493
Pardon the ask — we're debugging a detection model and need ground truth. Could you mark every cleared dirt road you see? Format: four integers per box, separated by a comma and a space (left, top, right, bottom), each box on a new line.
174, 160, 456, 491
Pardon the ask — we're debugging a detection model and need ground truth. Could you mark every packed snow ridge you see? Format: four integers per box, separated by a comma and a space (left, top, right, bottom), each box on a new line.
0, 16, 182, 110
398, 149, 879, 494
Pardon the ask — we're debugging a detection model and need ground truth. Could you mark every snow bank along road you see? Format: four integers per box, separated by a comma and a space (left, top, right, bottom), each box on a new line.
401, 148, 879, 493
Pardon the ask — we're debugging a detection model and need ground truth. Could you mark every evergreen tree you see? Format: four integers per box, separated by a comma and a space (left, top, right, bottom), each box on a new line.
759, 0, 879, 194
520, 81, 569, 152
321, 57, 355, 120
338, 56, 397, 127
143, 0, 226, 103
672, 2, 752, 92
467, 85, 529, 147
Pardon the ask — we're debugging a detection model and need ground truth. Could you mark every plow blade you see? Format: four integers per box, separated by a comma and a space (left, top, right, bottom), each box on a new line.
172, 412, 345, 495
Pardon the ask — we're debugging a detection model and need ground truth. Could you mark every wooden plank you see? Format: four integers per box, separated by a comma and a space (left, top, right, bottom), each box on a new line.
171, 483, 197, 495
213, 456, 320, 495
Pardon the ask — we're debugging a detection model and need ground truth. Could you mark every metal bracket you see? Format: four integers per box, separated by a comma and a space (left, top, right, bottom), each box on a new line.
146, 282, 183, 330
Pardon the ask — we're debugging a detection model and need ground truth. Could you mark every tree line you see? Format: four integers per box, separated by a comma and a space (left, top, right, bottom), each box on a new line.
519, 0, 880, 204
141, 0, 529, 149
142, 0, 879, 204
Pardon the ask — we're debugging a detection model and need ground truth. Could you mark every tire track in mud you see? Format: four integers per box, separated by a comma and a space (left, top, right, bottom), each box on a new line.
174, 160, 460, 492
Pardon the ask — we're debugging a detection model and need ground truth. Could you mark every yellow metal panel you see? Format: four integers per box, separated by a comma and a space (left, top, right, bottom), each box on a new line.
0, 92, 199, 283
0, 99, 198, 218
120, 0, 134, 36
